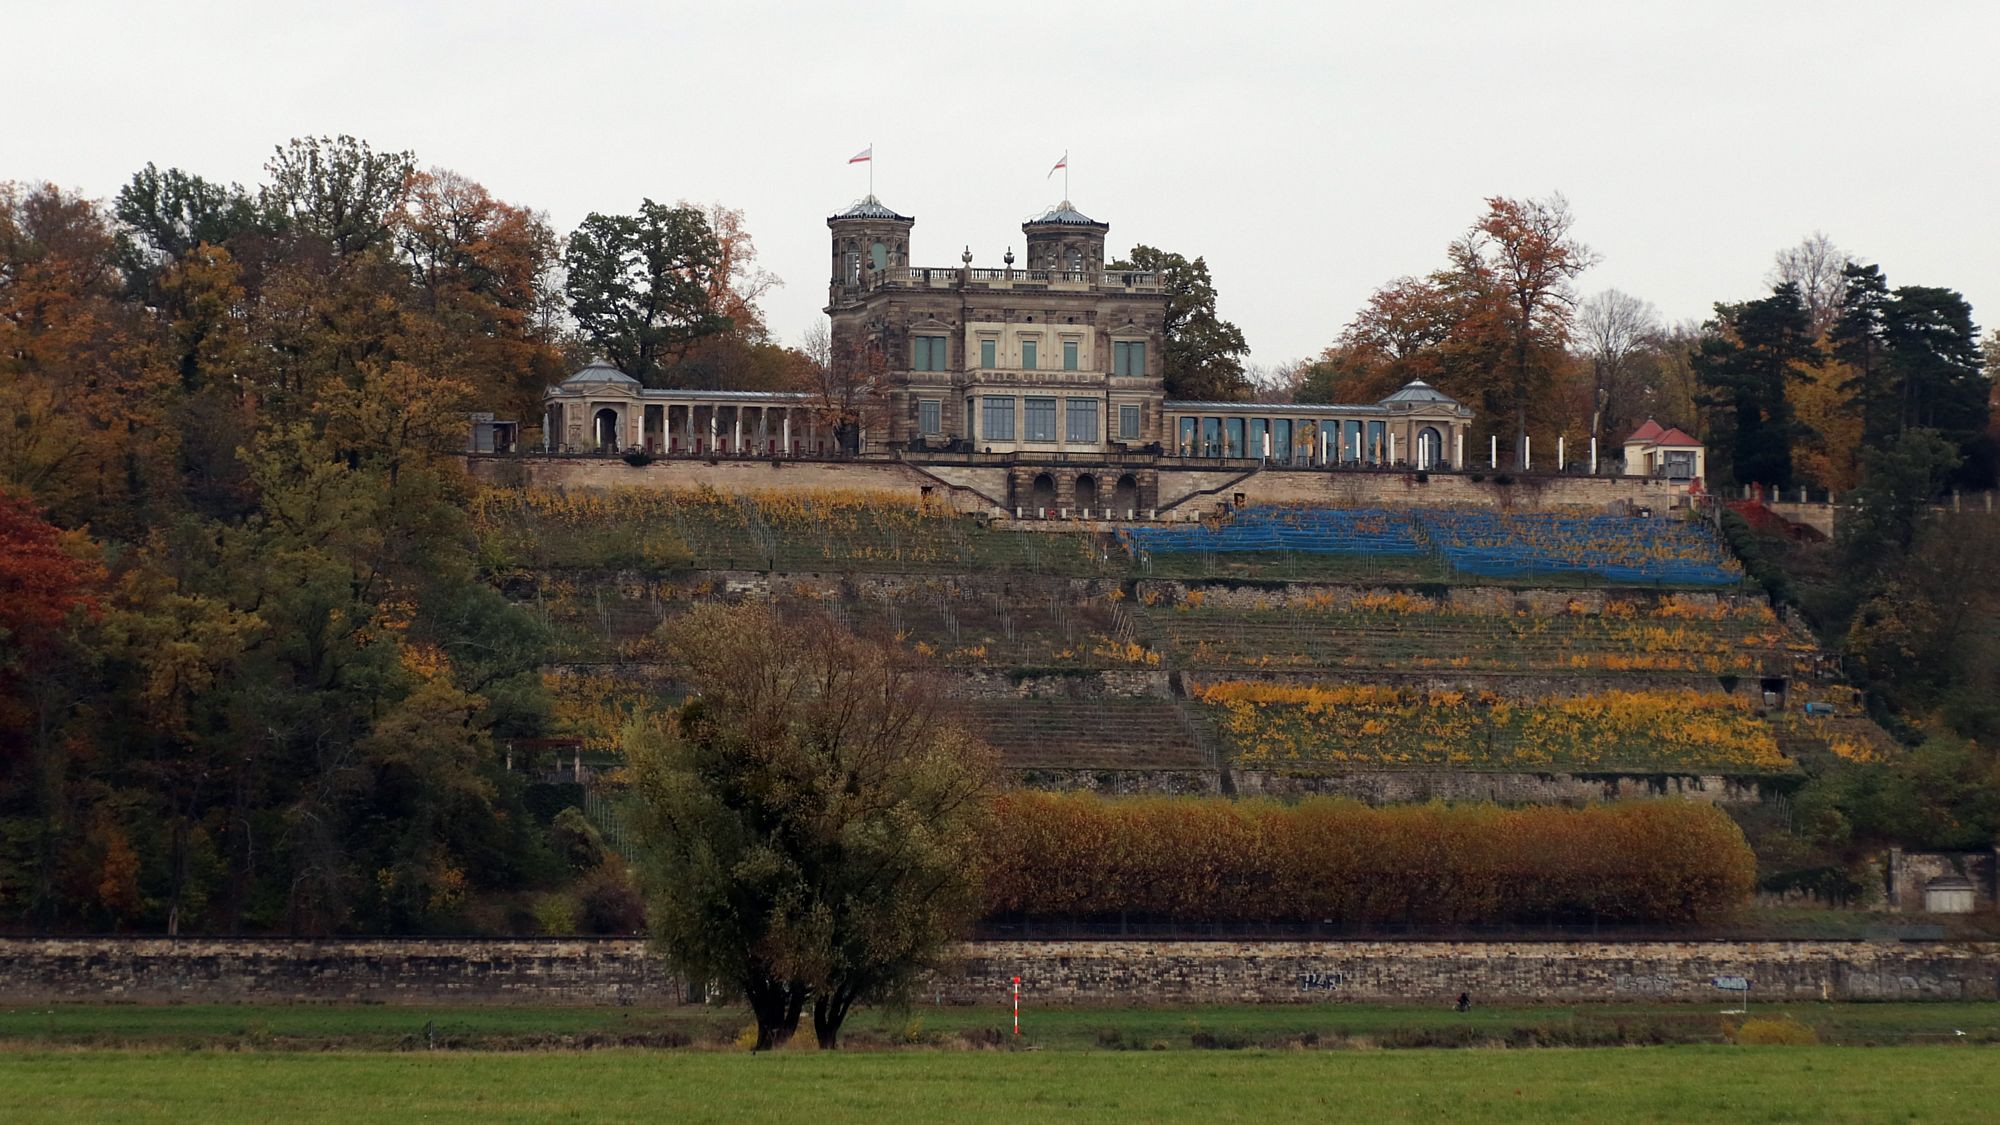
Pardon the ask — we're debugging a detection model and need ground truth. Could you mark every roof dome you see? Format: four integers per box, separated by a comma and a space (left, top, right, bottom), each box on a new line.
830, 194, 913, 222
562, 361, 641, 388
1379, 379, 1459, 406
1026, 200, 1106, 228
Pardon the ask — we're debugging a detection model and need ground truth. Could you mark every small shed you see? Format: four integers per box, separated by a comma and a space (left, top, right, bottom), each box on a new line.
1621, 418, 1705, 481
1924, 875, 1977, 915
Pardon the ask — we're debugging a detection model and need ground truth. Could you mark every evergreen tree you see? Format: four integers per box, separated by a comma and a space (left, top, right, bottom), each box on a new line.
1694, 283, 1816, 489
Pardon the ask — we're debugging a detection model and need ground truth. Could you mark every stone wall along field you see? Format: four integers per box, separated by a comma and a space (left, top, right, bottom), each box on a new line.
0, 938, 677, 1006
5, 938, 1999, 1006
955, 940, 2000, 1004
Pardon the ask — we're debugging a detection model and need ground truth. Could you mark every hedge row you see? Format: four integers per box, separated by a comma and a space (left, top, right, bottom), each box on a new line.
984, 794, 1755, 926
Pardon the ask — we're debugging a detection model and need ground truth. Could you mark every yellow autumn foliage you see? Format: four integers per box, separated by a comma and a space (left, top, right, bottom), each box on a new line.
1193, 682, 1789, 772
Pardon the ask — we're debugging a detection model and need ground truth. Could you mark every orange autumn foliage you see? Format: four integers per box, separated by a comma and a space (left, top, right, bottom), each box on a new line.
983, 793, 1755, 927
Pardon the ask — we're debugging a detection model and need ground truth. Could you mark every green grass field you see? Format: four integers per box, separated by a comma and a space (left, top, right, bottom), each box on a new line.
4, 1000, 1996, 1051
3, 1046, 1996, 1123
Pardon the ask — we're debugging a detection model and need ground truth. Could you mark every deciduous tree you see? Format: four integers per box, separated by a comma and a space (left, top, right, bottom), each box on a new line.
262, 135, 416, 258
1111, 245, 1249, 401
1578, 289, 1661, 452
563, 200, 731, 385
1768, 231, 1851, 340
1465, 195, 1599, 466
628, 602, 994, 1049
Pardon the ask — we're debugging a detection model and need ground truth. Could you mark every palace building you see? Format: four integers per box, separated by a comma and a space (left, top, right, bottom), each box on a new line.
538, 194, 1477, 494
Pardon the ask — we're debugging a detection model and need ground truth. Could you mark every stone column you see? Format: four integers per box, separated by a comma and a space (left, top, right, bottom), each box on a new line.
781, 410, 792, 456
732, 407, 742, 455
683, 403, 695, 453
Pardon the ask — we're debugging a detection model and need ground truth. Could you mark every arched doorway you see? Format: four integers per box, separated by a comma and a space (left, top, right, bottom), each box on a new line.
1029, 473, 1057, 512
1417, 426, 1442, 470
594, 408, 620, 453
1112, 473, 1140, 516
1074, 474, 1098, 511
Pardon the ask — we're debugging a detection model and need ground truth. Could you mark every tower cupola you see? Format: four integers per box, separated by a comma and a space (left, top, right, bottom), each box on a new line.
827, 195, 915, 307
1022, 201, 1109, 275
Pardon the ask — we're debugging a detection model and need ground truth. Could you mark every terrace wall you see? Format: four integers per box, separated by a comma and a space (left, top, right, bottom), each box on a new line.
6, 937, 1997, 1005
1227, 768, 1775, 806
1164, 467, 1698, 514
469, 455, 1696, 518
466, 455, 996, 513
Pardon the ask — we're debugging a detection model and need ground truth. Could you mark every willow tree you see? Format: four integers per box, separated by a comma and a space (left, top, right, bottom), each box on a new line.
628, 602, 994, 1049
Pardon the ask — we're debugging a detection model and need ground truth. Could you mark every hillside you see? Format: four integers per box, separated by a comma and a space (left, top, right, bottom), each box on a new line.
477, 487, 1893, 799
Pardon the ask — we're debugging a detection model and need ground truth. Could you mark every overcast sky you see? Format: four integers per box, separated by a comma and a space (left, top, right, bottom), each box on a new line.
7, 1, 1998, 367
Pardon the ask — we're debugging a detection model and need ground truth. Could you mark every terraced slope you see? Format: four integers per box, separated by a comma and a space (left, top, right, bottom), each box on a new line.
481, 489, 1893, 794
952, 700, 1210, 772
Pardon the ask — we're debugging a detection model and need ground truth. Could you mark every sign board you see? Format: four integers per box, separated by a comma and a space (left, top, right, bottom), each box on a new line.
1711, 976, 1751, 991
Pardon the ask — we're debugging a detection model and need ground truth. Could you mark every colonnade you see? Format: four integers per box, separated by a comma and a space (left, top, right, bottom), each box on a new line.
552, 399, 833, 457
1162, 413, 1463, 471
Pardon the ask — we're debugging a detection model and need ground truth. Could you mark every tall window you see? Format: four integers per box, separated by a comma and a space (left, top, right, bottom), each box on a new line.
1062, 339, 1079, 371
912, 336, 947, 371
1024, 397, 1057, 442
1066, 399, 1098, 444
1113, 340, 1145, 376
869, 242, 888, 272
918, 399, 942, 435
982, 396, 1015, 440
979, 339, 996, 369
1021, 339, 1038, 371
1119, 404, 1142, 440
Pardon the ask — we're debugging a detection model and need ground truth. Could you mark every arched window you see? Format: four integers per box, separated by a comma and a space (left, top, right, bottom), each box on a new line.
870, 242, 888, 272
1074, 473, 1098, 509
1029, 473, 1057, 510
1112, 473, 1140, 514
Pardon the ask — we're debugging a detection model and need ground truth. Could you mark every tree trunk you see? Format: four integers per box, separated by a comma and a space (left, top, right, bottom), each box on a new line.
813, 989, 855, 1050
748, 981, 807, 1051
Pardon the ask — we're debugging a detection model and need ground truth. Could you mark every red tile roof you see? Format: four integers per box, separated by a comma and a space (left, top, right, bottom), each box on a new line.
1653, 426, 1700, 446
1625, 418, 1664, 443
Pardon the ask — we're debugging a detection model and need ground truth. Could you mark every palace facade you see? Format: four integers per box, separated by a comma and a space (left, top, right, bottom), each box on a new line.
539, 194, 1474, 475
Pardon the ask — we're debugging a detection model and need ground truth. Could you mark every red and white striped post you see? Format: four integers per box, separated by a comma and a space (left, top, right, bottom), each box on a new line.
1012, 975, 1021, 1037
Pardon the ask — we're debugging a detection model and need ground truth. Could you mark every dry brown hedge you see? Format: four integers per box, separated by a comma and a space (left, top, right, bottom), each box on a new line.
983, 794, 1755, 927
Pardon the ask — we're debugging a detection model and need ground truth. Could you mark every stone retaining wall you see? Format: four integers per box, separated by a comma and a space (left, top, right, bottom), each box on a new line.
469, 455, 1696, 518
1226, 769, 1776, 806
5, 937, 1998, 1006
0, 938, 678, 1006
954, 940, 2000, 1003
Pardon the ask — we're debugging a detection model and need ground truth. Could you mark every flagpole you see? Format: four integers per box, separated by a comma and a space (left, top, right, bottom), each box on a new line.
869, 141, 874, 197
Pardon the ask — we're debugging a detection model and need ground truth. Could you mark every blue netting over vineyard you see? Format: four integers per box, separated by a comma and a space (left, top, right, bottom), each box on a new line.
1120, 507, 1743, 586
1121, 507, 1426, 557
